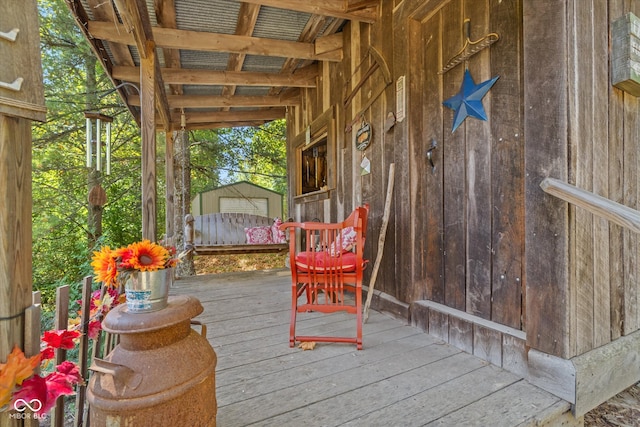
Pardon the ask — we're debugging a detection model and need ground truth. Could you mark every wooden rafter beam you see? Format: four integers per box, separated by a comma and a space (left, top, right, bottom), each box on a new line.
221, 3, 261, 110
173, 108, 286, 125
111, 0, 154, 59
64, 0, 140, 123
180, 121, 271, 131
229, 0, 378, 23
128, 94, 300, 109
267, 14, 334, 96
110, 0, 171, 129
154, 0, 182, 96
86, 0, 135, 66
88, 20, 343, 62
112, 65, 318, 87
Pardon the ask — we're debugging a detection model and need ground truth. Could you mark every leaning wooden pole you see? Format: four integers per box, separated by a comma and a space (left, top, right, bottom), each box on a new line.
363, 163, 395, 323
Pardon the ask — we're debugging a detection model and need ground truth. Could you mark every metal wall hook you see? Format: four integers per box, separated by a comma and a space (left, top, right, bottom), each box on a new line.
0, 77, 24, 92
426, 139, 438, 173
439, 19, 499, 74
0, 28, 19, 42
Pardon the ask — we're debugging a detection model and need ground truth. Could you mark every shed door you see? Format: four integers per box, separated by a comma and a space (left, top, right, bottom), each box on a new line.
416, 0, 524, 330
220, 197, 268, 216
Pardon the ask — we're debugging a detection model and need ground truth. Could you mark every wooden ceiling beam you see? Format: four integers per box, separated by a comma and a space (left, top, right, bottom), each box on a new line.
173, 108, 286, 125
86, 0, 135, 67
221, 3, 261, 111
112, 65, 317, 87
128, 94, 300, 109
111, 0, 154, 59
180, 121, 270, 131
64, 0, 140, 123
110, 0, 171, 129
268, 14, 330, 96
229, 0, 377, 23
170, 94, 300, 109
88, 20, 343, 62
154, 0, 183, 96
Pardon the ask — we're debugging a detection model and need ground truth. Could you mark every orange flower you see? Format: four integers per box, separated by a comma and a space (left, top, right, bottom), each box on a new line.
92, 240, 179, 287
90, 246, 118, 288
126, 240, 169, 272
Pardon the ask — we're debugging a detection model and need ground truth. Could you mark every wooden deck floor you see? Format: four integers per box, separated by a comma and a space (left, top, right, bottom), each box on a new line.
170, 270, 577, 427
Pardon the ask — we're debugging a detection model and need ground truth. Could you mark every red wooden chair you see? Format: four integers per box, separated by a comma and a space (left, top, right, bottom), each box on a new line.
280, 204, 369, 350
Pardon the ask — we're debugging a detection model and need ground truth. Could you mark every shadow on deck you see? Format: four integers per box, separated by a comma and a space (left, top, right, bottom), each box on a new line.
170, 270, 581, 427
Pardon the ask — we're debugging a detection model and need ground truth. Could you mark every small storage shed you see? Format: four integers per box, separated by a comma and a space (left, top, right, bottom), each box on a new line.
191, 181, 283, 219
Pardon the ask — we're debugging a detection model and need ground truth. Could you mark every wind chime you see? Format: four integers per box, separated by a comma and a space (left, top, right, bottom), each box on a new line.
84, 111, 113, 175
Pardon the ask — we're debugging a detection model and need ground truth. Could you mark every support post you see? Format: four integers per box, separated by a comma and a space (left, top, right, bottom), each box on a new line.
140, 40, 157, 241
165, 131, 175, 244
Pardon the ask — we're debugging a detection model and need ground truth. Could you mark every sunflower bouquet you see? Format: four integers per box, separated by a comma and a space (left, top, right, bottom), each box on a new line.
91, 240, 180, 288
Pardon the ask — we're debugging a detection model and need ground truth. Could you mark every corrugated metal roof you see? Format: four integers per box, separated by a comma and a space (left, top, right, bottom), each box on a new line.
179, 51, 230, 71
175, 0, 240, 34
67, 0, 376, 130
252, 7, 311, 40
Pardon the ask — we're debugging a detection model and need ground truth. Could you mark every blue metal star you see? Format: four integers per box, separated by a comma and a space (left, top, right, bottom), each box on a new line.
443, 69, 499, 133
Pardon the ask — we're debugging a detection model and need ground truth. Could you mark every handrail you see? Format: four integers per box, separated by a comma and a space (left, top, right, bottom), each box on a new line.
541, 177, 640, 234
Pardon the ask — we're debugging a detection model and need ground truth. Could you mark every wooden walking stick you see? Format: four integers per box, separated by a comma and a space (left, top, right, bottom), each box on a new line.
363, 163, 395, 323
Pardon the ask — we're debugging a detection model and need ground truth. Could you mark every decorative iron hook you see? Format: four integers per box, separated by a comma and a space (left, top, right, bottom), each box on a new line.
426, 139, 438, 173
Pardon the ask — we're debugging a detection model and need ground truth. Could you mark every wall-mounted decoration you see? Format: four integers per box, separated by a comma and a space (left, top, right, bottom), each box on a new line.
439, 19, 499, 75
612, 12, 640, 96
442, 69, 499, 133
384, 112, 396, 132
356, 118, 372, 151
0, 28, 19, 42
396, 75, 406, 122
360, 156, 371, 176
344, 46, 392, 133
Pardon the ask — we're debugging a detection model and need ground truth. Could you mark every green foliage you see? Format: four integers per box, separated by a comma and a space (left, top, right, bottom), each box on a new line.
33, 0, 143, 307
33, 0, 288, 311
188, 120, 288, 213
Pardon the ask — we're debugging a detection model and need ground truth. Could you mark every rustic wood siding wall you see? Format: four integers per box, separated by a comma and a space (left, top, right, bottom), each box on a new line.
525, 0, 640, 358
286, 11, 398, 298
567, 0, 640, 357
398, 0, 526, 328
285, 0, 640, 359
287, 0, 525, 328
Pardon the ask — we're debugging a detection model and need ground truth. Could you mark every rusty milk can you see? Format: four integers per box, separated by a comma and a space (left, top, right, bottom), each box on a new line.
88, 295, 217, 426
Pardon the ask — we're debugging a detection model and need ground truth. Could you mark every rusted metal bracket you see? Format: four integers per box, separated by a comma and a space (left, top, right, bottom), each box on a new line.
343, 46, 391, 108
344, 47, 392, 133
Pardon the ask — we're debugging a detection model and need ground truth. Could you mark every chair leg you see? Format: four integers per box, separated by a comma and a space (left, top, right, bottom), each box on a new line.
290, 283, 298, 347
305, 282, 312, 304
356, 287, 363, 350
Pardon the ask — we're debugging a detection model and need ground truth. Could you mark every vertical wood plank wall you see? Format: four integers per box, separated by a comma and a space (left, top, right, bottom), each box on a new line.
564, 0, 640, 357
285, 0, 640, 359
400, 0, 526, 330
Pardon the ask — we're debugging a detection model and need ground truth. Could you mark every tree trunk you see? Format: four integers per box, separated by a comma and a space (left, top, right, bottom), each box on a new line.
174, 129, 195, 276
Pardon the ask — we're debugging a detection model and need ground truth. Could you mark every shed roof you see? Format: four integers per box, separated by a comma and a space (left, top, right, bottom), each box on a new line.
198, 180, 283, 196
66, 0, 378, 131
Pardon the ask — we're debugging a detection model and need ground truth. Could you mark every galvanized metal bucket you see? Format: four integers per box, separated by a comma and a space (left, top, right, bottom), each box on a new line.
124, 268, 172, 312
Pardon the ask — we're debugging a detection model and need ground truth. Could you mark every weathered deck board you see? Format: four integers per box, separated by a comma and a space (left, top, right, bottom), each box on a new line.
170, 270, 577, 426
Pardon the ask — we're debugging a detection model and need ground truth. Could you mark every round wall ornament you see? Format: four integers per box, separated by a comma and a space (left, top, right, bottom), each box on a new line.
356, 118, 372, 151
